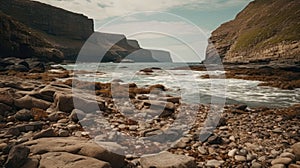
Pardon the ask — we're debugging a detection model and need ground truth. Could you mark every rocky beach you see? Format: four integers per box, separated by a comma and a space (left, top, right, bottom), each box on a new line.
0, 0, 300, 167
0, 60, 299, 168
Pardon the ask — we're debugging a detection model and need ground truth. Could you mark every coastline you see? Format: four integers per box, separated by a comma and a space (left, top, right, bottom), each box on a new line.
0, 62, 299, 167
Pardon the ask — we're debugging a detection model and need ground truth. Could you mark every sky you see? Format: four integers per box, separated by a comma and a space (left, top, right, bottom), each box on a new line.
34, 0, 252, 62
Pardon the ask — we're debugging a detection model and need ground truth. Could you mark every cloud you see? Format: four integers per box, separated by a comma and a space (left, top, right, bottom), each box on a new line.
33, 0, 251, 20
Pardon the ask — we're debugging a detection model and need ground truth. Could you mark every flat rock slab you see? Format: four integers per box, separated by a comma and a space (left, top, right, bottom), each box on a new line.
22, 137, 125, 168
140, 151, 197, 168
39, 152, 111, 168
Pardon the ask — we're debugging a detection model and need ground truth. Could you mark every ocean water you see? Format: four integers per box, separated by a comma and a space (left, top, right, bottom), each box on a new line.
58, 62, 300, 108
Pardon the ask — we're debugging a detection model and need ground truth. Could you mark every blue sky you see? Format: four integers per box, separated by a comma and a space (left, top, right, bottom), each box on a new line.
34, 0, 252, 62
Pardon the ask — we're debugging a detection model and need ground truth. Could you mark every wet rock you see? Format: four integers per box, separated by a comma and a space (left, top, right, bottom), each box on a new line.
14, 109, 33, 121
4, 145, 30, 168
140, 151, 197, 168
15, 95, 51, 110
39, 152, 111, 168
69, 109, 86, 122
236, 104, 248, 111
158, 97, 181, 104
206, 159, 224, 167
15, 122, 44, 132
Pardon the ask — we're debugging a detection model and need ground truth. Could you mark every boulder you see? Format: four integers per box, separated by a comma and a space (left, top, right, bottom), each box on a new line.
39, 152, 111, 168
14, 109, 33, 121
292, 142, 300, 161
14, 95, 51, 110
4, 145, 30, 168
54, 93, 105, 113
140, 151, 197, 168
22, 137, 126, 168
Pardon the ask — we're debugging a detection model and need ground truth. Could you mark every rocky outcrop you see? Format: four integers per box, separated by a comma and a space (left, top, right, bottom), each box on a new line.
0, 0, 172, 63
0, 0, 93, 40
0, 12, 63, 62
205, 0, 300, 64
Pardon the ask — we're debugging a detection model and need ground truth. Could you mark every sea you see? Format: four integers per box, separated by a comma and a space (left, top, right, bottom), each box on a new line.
57, 62, 300, 108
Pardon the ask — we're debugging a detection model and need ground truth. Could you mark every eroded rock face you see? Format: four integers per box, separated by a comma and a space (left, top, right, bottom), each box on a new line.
205, 0, 300, 64
0, 0, 93, 40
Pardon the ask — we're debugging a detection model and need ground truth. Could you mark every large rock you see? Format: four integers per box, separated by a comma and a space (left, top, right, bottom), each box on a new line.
14, 95, 51, 110
140, 151, 197, 168
292, 142, 300, 161
54, 93, 105, 113
39, 152, 111, 168
22, 137, 126, 168
14, 109, 33, 121
4, 145, 30, 168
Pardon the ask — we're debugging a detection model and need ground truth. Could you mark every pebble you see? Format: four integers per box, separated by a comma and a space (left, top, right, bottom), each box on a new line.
271, 164, 285, 168
206, 159, 224, 167
198, 146, 208, 155
251, 162, 262, 168
273, 128, 283, 133
271, 157, 292, 165
279, 152, 295, 160
58, 129, 69, 137
228, 149, 237, 157
235, 155, 247, 162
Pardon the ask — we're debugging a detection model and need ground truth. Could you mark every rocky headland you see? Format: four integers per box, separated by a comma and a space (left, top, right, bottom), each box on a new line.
205, 0, 300, 65
0, 0, 172, 63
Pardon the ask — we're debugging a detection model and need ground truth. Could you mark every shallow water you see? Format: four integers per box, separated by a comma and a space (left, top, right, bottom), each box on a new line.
58, 63, 300, 108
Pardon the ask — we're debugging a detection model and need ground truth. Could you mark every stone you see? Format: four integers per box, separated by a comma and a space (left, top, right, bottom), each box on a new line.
289, 164, 300, 168
78, 143, 125, 168
58, 129, 69, 137
207, 135, 223, 144
69, 109, 86, 122
0, 143, 7, 151
39, 152, 111, 168
33, 128, 57, 139
15, 95, 51, 110
198, 146, 208, 155
271, 164, 285, 168
228, 149, 238, 157
54, 93, 104, 113
235, 155, 247, 162
292, 142, 300, 161
140, 151, 197, 168
15, 122, 43, 132
252, 162, 262, 168
22, 137, 125, 168
206, 159, 224, 167
158, 97, 181, 104
14, 109, 33, 121
4, 145, 30, 168
280, 152, 295, 160
0, 102, 12, 114
271, 157, 292, 165
273, 128, 283, 133
20, 157, 40, 168
0, 88, 14, 105
236, 104, 247, 111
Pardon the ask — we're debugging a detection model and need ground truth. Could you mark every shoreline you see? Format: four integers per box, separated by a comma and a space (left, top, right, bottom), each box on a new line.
0, 64, 299, 167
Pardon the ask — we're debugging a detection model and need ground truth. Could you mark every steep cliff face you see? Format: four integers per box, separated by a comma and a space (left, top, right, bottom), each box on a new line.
206, 0, 300, 64
0, 0, 172, 63
0, 0, 93, 40
0, 12, 63, 62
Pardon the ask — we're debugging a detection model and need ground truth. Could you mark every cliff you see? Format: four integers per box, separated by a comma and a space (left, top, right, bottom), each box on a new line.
0, 11, 63, 62
206, 0, 300, 64
0, 0, 172, 63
